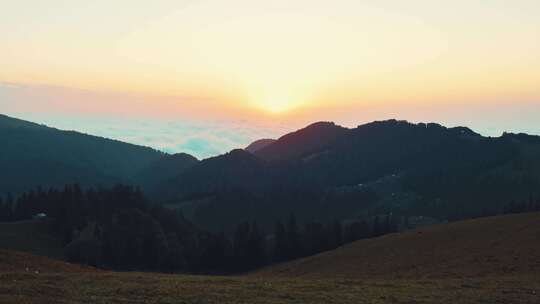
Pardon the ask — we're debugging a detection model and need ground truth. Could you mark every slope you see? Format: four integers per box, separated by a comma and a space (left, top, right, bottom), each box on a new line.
257, 212, 540, 279
0, 220, 64, 259
254, 121, 348, 162
0, 114, 167, 195
245, 139, 276, 153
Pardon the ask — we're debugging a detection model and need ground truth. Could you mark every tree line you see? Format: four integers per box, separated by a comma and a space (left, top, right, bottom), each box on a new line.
0, 184, 402, 273
502, 197, 540, 215
1, 185, 537, 274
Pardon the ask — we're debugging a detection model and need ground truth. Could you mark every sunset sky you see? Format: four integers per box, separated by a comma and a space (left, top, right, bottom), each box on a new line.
1, 0, 539, 158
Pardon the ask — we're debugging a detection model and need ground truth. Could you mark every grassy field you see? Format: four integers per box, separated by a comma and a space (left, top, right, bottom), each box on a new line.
0, 220, 64, 259
1, 213, 540, 303
258, 212, 540, 280
0, 262, 540, 304
1, 266, 538, 303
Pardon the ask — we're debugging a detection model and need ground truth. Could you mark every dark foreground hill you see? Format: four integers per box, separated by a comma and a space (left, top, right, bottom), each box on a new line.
257, 212, 540, 279
1, 213, 539, 303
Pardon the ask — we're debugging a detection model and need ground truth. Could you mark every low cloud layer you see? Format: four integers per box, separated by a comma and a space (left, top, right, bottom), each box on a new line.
0, 82, 290, 158
12, 114, 285, 159
2, 82, 539, 158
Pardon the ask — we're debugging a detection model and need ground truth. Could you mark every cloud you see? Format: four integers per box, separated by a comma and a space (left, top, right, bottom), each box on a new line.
0, 82, 290, 158
3, 112, 283, 159
4, 82, 538, 159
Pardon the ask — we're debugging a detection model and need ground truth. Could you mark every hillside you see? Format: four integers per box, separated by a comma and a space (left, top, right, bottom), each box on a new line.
0, 220, 64, 259
1, 215, 539, 303
133, 153, 199, 193
254, 121, 348, 162
0, 249, 94, 273
257, 212, 540, 279
245, 138, 276, 153
159, 120, 540, 232
0, 114, 170, 195
157, 149, 268, 201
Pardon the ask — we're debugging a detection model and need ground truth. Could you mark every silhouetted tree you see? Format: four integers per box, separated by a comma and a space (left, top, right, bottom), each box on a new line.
286, 214, 301, 259
273, 219, 287, 262
372, 215, 382, 237
246, 221, 265, 268
344, 220, 369, 243
330, 219, 343, 249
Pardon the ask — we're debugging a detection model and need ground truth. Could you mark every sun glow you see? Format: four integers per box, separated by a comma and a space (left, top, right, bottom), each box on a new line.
258, 98, 295, 114
248, 89, 308, 114
1, 0, 539, 121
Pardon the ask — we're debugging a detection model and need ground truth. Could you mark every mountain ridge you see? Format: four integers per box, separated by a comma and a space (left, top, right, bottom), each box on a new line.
0, 114, 187, 195
159, 119, 540, 232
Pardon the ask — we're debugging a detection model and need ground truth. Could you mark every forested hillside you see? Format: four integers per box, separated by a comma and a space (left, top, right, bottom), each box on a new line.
158, 120, 540, 232
0, 114, 196, 196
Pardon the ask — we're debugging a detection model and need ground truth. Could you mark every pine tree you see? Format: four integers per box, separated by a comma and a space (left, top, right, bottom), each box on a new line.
330, 219, 343, 249
247, 221, 265, 268
0, 196, 5, 222
273, 219, 287, 262
286, 214, 301, 259
372, 215, 381, 237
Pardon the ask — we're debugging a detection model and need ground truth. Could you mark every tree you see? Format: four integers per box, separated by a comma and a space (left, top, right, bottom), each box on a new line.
5, 193, 14, 221
385, 213, 398, 234
344, 220, 369, 243
246, 221, 265, 268
286, 214, 301, 259
330, 219, 343, 249
162, 233, 187, 272
65, 238, 102, 267
303, 222, 328, 256
0, 196, 5, 222
372, 215, 382, 237
232, 221, 251, 271
273, 219, 287, 262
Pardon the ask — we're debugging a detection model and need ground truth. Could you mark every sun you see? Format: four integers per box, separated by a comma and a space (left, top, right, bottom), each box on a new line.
259, 99, 294, 114
250, 92, 305, 115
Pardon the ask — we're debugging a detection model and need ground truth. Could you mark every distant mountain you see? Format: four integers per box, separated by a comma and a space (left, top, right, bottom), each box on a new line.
4, 113, 540, 235
0, 114, 175, 195
159, 119, 540, 232
157, 149, 267, 201
254, 121, 348, 162
245, 139, 276, 153
134, 153, 199, 193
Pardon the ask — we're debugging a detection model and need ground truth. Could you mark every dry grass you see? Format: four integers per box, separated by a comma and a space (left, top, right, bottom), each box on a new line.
1, 213, 540, 303
0, 220, 64, 259
257, 212, 540, 280
0, 271, 538, 304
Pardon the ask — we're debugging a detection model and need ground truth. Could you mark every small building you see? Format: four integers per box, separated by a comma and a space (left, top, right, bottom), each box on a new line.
33, 213, 48, 220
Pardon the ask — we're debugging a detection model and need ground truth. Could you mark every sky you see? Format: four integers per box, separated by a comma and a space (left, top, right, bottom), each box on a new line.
1, 0, 539, 158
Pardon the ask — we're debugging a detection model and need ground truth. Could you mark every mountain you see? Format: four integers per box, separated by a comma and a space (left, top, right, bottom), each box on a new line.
254, 121, 348, 162
0, 114, 172, 195
159, 119, 540, 232
158, 149, 267, 201
245, 139, 276, 153
134, 153, 199, 193
257, 212, 540, 279
4, 113, 540, 235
